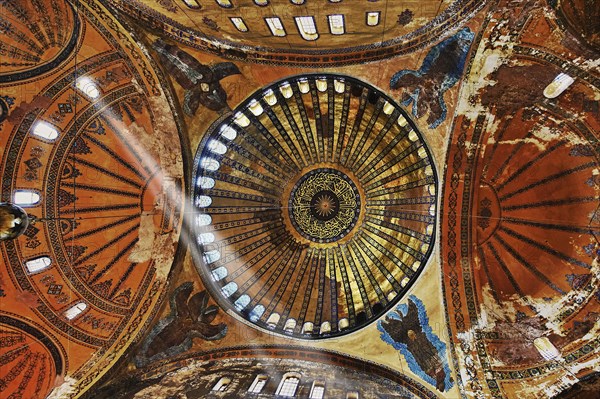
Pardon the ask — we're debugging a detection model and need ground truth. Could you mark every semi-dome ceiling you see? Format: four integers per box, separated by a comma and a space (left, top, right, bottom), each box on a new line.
0, 1, 185, 397
192, 74, 437, 338
107, 0, 486, 66
0, 0, 78, 80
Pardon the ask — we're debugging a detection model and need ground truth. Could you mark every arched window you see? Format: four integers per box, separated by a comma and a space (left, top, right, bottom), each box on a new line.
197, 176, 215, 189
295, 16, 318, 41
200, 157, 220, 172
366, 11, 380, 27
203, 249, 221, 264
276, 374, 301, 397
284, 318, 296, 332
196, 214, 212, 226
248, 99, 263, 116
182, 0, 201, 9
75, 77, 100, 99
230, 17, 249, 32
198, 232, 215, 245
215, 0, 233, 8
25, 256, 52, 273
32, 121, 59, 141
220, 125, 237, 140
249, 305, 265, 322
320, 321, 331, 334
327, 14, 345, 35
211, 266, 228, 281
208, 139, 227, 155
248, 374, 268, 393
266, 312, 280, 328
196, 195, 212, 207
234, 294, 250, 310
301, 321, 313, 334
13, 190, 41, 206
212, 377, 232, 391
64, 301, 87, 320
265, 17, 286, 37
346, 391, 359, 399
221, 282, 238, 298
254, 0, 268, 5
279, 82, 293, 98
309, 381, 325, 399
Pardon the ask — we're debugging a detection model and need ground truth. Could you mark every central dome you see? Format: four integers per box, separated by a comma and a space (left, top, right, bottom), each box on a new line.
193, 74, 437, 339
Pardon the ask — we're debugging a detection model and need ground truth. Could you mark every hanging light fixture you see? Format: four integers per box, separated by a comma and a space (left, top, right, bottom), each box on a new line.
0, 202, 31, 241
0, 202, 75, 241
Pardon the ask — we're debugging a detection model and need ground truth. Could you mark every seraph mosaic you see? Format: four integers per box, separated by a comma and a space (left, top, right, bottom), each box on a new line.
378, 295, 453, 392
135, 282, 227, 367
390, 27, 474, 129
153, 39, 240, 115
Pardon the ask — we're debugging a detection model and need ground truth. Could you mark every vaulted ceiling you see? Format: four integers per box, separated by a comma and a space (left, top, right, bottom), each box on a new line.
0, 1, 599, 399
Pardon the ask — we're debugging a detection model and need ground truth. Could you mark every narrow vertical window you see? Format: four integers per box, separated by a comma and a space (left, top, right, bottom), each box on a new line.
64, 302, 87, 320
366, 11, 380, 27
215, 0, 233, 8
328, 14, 345, 35
265, 17, 286, 37
295, 16, 318, 41
230, 17, 249, 32
277, 374, 300, 397
25, 256, 52, 274
248, 375, 268, 393
32, 121, 59, 141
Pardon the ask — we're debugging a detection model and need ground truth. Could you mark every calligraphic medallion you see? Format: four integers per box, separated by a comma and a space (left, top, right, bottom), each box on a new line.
290, 169, 360, 243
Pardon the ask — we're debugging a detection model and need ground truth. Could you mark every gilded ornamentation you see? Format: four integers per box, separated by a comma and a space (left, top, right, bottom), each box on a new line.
290, 169, 360, 243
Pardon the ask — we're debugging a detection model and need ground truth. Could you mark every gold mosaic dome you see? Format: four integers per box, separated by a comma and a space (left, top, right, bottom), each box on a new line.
192, 74, 437, 338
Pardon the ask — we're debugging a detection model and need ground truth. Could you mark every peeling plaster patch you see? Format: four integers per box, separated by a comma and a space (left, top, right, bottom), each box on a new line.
47, 376, 78, 399
128, 212, 155, 263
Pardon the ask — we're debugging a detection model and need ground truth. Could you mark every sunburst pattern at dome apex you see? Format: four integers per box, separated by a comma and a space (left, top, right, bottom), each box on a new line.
192, 74, 437, 339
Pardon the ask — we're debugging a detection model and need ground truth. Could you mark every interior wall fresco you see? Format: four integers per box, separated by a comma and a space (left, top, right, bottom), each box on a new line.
1, 0, 598, 398
104, 5, 479, 399
440, 0, 600, 398
0, 0, 186, 398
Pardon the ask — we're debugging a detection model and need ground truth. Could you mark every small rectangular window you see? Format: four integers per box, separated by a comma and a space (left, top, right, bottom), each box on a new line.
366, 11, 380, 27
230, 17, 248, 32
328, 14, 345, 35
266, 17, 286, 37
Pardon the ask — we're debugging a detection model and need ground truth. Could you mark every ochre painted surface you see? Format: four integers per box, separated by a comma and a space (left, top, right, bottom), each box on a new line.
1, 1, 599, 398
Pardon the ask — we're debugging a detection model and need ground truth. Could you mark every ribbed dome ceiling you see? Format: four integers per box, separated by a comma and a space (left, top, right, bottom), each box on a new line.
192, 74, 437, 338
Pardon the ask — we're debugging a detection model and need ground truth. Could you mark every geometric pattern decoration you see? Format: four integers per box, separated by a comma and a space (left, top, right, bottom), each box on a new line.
193, 74, 437, 339
0, 1, 185, 397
